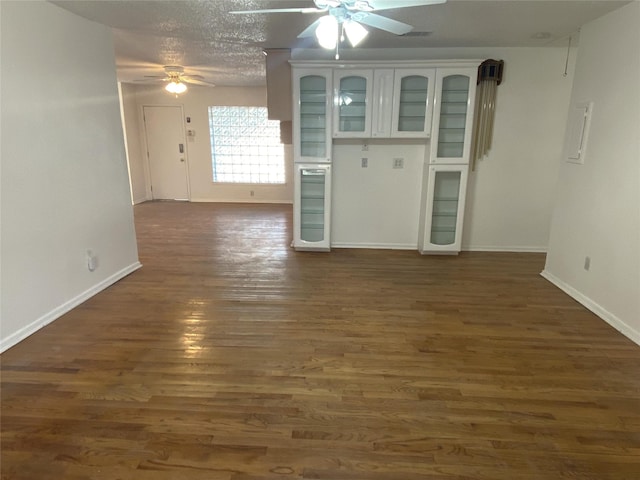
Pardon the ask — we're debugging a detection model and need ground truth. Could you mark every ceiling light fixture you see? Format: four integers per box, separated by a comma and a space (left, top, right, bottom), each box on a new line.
343, 19, 368, 47
315, 15, 339, 49
315, 10, 369, 59
165, 80, 187, 95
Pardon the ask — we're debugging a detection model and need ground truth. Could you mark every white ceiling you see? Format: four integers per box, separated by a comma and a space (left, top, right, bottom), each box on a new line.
51, 0, 631, 87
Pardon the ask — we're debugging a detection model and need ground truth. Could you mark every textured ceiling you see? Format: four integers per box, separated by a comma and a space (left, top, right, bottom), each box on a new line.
51, 0, 631, 87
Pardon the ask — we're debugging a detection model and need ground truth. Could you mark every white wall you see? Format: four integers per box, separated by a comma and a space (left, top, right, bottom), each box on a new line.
543, 2, 640, 345
461, 47, 575, 252
294, 46, 576, 250
0, 1, 141, 351
126, 84, 294, 204
332, 140, 425, 248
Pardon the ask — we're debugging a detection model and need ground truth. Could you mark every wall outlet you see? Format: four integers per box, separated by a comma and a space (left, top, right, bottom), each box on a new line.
362, 142, 369, 151
361, 158, 368, 168
584, 256, 591, 271
393, 157, 404, 169
250, 190, 255, 197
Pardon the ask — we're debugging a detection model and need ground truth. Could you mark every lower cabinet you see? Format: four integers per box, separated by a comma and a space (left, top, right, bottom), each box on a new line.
293, 164, 331, 251
419, 164, 469, 254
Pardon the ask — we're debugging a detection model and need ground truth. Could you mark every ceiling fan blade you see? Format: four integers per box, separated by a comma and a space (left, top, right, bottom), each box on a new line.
182, 74, 205, 81
297, 18, 324, 38
184, 78, 216, 87
229, 8, 322, 14
134, 78, 168, 83
355, 13, 413, 35
143, 75, 168, 79
365, 0, 446, 11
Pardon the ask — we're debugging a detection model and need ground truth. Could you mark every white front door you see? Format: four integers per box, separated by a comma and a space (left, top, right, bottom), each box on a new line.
143, 106, 189, 200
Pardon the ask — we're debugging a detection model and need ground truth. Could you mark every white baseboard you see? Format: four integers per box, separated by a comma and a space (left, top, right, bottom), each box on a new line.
190, 198, 293, 204
331, 242, 417, 250
463, 245, 548, 253
541, 270, 640, 346
0, 262, 143, 353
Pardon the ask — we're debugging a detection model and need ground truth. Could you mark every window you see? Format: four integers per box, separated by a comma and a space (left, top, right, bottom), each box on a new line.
208, 106, 285, 184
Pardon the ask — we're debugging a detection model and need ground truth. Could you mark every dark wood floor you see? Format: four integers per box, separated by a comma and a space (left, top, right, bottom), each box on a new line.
2, 201, 639, 480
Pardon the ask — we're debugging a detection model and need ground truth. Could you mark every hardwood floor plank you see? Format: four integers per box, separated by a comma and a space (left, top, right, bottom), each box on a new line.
2, 201, 639, 479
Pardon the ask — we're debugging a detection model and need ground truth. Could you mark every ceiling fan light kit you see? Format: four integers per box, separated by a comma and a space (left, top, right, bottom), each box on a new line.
230, 0, 446, 59
165, 81, 187, 94
316, 15, 339, 49
344, 19, 369, 47
135, 65, 215, 95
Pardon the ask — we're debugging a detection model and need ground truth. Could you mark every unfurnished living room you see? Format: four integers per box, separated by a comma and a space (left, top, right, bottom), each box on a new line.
1, 1, 639, 479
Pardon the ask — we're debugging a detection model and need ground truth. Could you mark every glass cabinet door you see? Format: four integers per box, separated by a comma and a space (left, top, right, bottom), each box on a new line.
435, 73, 471, 160
398, 75, 429, 132
392, 69, 435, 137
430, 170, 462, 246
429, 67, 476, 165
300, 168, 327, 243
299, 75, 328, 159
420, 164, 469, 254
333, 70, 372, 137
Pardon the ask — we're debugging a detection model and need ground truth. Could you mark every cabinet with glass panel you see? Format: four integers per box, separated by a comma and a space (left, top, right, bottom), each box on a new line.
390, 68, 435, 137
430, 68, 477, 164
335, 67, 435, 139
419, 164, 469, 254
333, 70, 373, 138
293, 164, 331, 251
293, 68, 332, 163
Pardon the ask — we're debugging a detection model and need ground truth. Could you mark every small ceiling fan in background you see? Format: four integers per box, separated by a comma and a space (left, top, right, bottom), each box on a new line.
231, 0, 446, 59
139, 66, 216, 95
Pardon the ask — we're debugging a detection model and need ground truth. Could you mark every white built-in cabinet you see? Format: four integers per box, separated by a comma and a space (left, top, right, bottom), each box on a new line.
333, 70, 373, 138
419, 164, 469, 254
293, 164, 332, 251
430, 68, 476, 164
371, 69, 394, 137
391, 68, 436, 137
332, 67, 436, 139
291, 61, 478, 253
293, 68, 333, 163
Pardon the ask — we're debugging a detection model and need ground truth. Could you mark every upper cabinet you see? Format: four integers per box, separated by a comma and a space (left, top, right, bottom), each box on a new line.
391, 68, 435, 138
333, 70, 373, 138
430, 68, 477, 164
292, 61, 478, 147
333, 67, 436, 139
293, 68, 333, 163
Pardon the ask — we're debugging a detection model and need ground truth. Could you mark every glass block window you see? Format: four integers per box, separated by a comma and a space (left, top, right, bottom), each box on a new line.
208, 106, 285, 184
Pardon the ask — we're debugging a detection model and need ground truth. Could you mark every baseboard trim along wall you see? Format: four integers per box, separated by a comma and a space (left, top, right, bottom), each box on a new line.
464, 245, 548, 253
332, 242, 417, 250
190, 198, 293, 204
541, 270, 640, 347
0, 262, 143, 353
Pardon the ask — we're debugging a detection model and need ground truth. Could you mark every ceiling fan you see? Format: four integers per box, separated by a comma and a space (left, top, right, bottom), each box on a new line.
139, 66, 216, 95
230, 0, 446, 58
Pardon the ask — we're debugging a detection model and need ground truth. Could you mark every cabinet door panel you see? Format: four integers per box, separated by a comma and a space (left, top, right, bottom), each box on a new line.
294, 165, 331, 251
430, 68, 476, 164
294, 69, 332, 162
391, 68, 435, 138
420, 164, 469, 254
371, 69, 394, 137
333, 70, 372, 138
